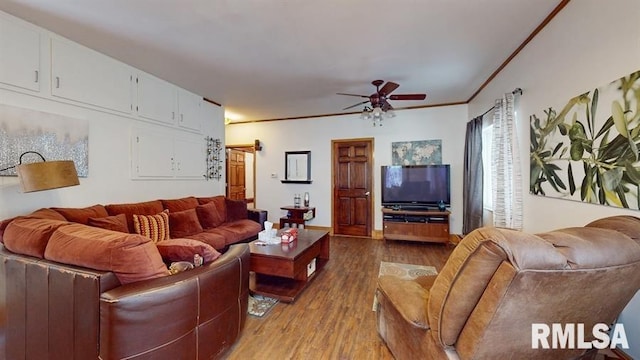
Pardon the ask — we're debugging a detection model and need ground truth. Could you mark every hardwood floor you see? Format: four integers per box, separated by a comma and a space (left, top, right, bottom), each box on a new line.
225, 236, 454, 360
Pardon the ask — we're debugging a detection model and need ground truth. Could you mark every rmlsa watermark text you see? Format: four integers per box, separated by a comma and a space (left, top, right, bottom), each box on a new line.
532, 323, 628, 349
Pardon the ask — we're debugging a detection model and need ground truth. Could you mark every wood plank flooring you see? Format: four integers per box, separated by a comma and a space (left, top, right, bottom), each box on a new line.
225, 236, 454, 360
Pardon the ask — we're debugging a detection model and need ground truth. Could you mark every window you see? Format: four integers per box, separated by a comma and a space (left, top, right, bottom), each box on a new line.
482, 124, 493, 210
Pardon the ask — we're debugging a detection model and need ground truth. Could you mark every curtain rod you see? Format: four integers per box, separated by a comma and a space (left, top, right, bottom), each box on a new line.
477, 87, 523, 118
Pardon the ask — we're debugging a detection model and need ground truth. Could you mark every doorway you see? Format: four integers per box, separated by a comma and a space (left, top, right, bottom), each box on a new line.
332, 138, 374, 237
226, 145, 256, 208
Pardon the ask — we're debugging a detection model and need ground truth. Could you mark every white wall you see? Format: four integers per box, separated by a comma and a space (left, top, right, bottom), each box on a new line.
226, 104, 468, 233
0, 12, 226, 219
468, 0, 640, 356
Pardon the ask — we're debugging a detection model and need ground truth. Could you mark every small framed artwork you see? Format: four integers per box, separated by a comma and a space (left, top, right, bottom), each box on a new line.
283, 151, 311, 183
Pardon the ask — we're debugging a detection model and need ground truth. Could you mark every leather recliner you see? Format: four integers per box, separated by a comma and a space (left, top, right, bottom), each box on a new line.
376, 216, 640, 359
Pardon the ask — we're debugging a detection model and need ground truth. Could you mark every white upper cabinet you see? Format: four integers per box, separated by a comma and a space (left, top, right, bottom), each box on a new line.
177, 88, 202, 132
51, 37, 133, 114
136, 72, 177, 125
0, 13, 40, 92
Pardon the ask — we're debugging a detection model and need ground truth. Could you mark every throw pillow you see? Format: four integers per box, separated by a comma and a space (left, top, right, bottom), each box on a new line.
168, 208, 203, 238
156, 238, 221, 263
133, 210, 170, 243
195, 201, 226, 229
87, 214, 129, 233
225, 198, 248, 222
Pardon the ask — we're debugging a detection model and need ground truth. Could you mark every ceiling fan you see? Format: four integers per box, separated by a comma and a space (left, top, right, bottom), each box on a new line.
338, 80, 427, 111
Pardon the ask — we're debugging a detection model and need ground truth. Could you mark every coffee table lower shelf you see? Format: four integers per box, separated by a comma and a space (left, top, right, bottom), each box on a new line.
249, 258, 327, 303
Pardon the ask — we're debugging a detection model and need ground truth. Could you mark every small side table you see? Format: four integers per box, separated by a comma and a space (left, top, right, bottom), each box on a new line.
280, 206, 316, 228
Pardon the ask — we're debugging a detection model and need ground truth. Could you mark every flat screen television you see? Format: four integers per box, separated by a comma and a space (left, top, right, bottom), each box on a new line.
381, 164, 450, 209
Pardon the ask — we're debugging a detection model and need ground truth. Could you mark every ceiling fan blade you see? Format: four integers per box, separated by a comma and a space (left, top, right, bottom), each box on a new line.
337, 92, 369, 98
343, 100, 370, 110
389, 94, 427, 101
381, 99, 394, 111
379, 81, 400, 96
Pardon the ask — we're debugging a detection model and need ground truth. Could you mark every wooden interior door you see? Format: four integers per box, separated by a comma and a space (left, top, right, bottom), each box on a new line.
332, 139, 374, 237
226, 149, 245, 200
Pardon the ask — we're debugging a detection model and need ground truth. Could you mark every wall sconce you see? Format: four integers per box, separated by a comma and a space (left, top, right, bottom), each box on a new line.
254, 139, 262, 151
0, 151, 80, 192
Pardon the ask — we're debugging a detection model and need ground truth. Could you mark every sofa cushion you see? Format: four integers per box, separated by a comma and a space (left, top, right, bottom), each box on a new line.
105, 200, 164, 233
184, 232, 227, 250
52, 204, 109, 225
156, 238, 221, 263
196, 201, 226, 229
88, 214, 129, 233
161, 196, 199, 213
217, 220, 261, 244
133, 210, 170, 243
168, 208, 203, 238
197, 195, 225, 206
225, 198, 248, 222
3, 218, 69, 258
216, 219, 262, 245
44, 224, 170, 284
30, 208, 68, 221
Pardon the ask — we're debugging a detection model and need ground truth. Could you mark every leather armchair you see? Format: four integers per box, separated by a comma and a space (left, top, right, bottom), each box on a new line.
376, 216, 640, 359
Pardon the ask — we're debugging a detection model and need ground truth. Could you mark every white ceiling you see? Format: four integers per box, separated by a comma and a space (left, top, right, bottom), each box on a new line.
0, 0, 563, 122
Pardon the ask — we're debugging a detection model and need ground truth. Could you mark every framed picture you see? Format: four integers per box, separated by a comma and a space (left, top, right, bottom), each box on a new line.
284, 151, 311, 183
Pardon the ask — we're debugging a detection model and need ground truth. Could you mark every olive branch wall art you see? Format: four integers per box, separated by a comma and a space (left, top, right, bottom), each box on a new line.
530, 70, 640, 209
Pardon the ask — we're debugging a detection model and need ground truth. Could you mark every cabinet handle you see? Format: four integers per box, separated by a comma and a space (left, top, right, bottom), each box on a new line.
55, 76, 60, 88
34, 70, 39, 83
180, 114, 184, 122
172, 111, 175, 120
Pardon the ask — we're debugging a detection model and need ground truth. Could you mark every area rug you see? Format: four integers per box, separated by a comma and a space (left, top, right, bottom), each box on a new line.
372, 261, 438, 311
248, 294, 278, 317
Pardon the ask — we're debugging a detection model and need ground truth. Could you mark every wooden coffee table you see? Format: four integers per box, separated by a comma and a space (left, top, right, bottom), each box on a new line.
249, 229, 329, 303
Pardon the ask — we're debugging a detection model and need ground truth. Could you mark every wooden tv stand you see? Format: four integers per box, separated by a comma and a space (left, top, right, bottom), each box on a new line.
382, 208, 450, 243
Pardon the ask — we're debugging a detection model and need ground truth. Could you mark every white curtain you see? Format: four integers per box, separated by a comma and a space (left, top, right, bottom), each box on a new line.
491, 93, 523, 230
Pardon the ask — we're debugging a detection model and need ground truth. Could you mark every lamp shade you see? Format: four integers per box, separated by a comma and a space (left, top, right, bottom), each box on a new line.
16, 160, 80, 192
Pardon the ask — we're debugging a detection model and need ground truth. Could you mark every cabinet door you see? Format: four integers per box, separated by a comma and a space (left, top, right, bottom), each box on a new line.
51, 38, 132, 114
136, 72, 177, 125
0, 14, 40, 91
177, 88, 202, 132
174, 136, 205, 178
132, 130, 174, 178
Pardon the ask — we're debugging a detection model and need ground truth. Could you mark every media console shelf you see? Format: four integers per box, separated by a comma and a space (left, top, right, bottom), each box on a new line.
382, 208, 450, 243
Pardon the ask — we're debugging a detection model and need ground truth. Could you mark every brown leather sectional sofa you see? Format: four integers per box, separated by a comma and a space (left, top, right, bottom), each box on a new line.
0, 195, 266, 359
376, 215, 640, 359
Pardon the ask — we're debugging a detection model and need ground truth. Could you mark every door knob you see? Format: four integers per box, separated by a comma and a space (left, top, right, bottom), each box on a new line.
365, 191, 370, 196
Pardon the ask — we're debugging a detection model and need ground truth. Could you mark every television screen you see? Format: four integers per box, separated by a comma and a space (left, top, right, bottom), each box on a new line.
381, 165, 450, 208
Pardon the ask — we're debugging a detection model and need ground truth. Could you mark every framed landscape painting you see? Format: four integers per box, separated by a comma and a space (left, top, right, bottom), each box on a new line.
530, 70, 640, 209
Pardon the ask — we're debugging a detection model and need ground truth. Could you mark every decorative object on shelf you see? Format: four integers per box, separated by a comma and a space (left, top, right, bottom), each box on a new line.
304, 192, 310, 207
0, 151, 80, 192
0, 104, 89, 177
294, 193, 301, 208
530, 69, 640, 209
392, 140, 442, 165
282, 150, 312, 183
254, 139, 262, 151
205, 136, 223, 180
